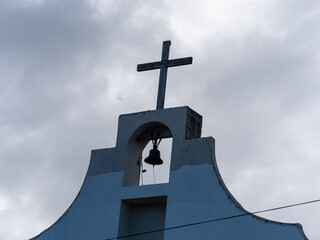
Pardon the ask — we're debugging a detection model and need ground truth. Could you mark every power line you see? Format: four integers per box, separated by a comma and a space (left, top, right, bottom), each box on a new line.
105, 198, 320, 240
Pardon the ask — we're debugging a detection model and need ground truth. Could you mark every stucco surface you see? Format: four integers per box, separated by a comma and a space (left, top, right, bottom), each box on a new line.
31, 107, 308, 240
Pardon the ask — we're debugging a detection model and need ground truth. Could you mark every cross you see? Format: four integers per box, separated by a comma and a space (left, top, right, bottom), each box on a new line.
137, 40, 193, 110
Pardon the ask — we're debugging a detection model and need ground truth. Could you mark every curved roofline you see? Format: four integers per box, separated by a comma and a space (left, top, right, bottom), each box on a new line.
205, 138, 309, 240
30, 136, 309, 240
29, 149, 111, 240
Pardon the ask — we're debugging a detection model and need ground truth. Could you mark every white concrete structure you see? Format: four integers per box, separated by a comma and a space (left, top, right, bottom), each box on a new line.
31, 106, 308, 240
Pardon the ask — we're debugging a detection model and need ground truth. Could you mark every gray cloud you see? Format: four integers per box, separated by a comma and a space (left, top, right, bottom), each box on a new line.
0, 0, 319, 239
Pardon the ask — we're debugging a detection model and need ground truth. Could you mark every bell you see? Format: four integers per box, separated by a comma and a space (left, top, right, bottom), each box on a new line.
144, 144, 163, 165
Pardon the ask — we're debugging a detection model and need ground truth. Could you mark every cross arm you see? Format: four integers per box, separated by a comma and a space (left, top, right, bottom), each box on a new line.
137, 57, 193, 72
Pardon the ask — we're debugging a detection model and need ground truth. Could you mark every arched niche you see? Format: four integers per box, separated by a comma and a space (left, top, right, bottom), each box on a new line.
123, 122, 172, 187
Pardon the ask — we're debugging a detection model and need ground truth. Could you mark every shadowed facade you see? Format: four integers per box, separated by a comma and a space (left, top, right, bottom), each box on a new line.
30, 106, 308, 240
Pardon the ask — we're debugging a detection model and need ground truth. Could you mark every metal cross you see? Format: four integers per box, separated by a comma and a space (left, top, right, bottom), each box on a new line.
137, 41, 193, 110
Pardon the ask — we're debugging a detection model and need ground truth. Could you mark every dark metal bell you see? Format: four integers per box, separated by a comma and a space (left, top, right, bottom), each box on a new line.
144, 145, 163, 165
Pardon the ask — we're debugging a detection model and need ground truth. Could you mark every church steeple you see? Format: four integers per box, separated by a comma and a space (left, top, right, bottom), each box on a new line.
30, 41, 308, 240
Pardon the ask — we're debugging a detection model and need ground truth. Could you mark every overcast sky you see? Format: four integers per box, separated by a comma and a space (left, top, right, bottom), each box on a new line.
1, 0, 320, 239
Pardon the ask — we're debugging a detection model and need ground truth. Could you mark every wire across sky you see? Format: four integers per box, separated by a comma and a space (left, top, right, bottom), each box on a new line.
105, 198, 320, 240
